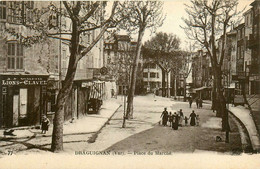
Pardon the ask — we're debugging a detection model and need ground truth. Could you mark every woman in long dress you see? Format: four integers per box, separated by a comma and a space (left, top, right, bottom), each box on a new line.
160, 108, 168, 126
178, 109, 184, 126
172, 112, 179, 130
189, 110, 197, 126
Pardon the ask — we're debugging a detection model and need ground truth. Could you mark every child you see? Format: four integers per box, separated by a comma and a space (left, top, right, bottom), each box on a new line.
41, 115, 50, 134
168, 112, 173, 127
196, 115, 200, 126
184, 116, 189, 126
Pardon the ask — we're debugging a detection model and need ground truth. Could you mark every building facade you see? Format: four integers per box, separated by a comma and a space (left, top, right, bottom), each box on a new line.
104, 34, 141, 95
191, 49, 212, 99
0, 1, 52, 127
0, 1, 110, 128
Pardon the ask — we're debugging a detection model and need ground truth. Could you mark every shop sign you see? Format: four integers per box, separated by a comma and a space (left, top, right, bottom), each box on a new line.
1, 76, 48, 86
82, 82, 92, 87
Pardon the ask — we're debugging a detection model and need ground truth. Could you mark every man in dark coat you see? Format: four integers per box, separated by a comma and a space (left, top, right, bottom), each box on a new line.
196, 98, 199, 108
199, 98, 203, 108
160, 108, 168, 126
188, 97, 193, 108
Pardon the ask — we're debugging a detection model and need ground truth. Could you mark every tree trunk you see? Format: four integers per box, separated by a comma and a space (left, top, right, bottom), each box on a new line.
126, 27, 145, 119
166, 71, 170, 97
51, 64, 77, 152
161, 69, 166, 97
214, 66, 229, 131
51, 20, 80, 152
184, 77, 187, 102
211, 78, 218, 114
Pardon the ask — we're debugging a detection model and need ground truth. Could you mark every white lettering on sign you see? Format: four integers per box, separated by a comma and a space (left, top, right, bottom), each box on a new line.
2, 79, 47, 86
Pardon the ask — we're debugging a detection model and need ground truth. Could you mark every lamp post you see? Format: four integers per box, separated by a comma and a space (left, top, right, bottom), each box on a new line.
225, 73, 230, 143
122, 86, 127, 128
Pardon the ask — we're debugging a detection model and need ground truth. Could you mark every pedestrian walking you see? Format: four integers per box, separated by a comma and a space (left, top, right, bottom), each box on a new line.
184, 116, 189, 126
199, 98, 203, 108
172, 112, 179, 130
189, 110, 197, 126
178, 109, 184, 126
111, 89, 115, 98
196, 98, 199, 108
160, 108, 168, 126
41, 115, 50, 134
188, 97, 193, 108
168, 112, 173, 127
196, 115, 200, 126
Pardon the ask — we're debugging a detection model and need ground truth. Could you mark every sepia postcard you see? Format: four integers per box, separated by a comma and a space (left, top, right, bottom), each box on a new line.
0, 0, 259, 168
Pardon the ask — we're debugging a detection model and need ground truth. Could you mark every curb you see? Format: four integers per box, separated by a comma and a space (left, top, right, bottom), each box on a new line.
88, 104, 122, 143
229, 110, 260, 153
229, 111, 253, 153
0, 104, 122, 141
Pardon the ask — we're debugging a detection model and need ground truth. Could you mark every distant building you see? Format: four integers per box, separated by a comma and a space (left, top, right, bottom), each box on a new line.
143, 62, 164, 93
104, 34, 142, 95
191, 49, 212, 99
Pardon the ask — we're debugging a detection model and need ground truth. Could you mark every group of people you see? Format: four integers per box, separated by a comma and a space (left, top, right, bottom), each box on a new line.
160, 108, 200, 130
188, 97, 203, 109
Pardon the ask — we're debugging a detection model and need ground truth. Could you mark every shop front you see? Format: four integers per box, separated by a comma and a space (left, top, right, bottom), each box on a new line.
0, 74, 49, 128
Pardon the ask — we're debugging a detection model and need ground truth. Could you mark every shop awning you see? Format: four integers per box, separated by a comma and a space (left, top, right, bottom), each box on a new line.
228, 83, 235, 88
194, 86, 211, 91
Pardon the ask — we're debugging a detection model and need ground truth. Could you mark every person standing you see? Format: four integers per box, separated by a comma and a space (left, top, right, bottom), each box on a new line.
184, 116, 189, 126
188, 97, 193, 108
160, 108, 168, 126
172, 112, 179, 130
196, 115, 200, 126
196, 98, 199, 108
41, 115, 50, 134
168, 112, 173, 127
178, 109, 184, 126
189, 110, 197, 126
199, 98, 203, 108
111, 89, 115, 98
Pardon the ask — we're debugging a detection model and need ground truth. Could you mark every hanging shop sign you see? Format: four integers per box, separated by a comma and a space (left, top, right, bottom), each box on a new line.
82, 82, 92, 88
1, 75, 48, 86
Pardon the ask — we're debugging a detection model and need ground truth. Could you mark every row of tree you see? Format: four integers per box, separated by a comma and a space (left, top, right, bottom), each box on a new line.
181, 0, 244, 132
5, 0, 166, 152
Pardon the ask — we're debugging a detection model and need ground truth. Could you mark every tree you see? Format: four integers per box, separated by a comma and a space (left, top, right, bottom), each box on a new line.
143, 32, 181, 97
182, 0, 244, 131
119, 1, 165, 120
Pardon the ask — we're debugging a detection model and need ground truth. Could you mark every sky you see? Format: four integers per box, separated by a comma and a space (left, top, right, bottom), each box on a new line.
128, 0, 254, 50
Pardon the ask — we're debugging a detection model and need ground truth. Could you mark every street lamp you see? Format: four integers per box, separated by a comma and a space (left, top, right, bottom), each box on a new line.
223, 67, 231, 143
122, 86, 127, 128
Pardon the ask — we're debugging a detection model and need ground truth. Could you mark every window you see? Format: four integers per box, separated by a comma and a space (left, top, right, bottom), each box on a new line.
8, 2, 23, 24
150, 72, 156, 78
143, 72, 148, 78
7, 42, 24, 70
62, 49, 67, 69
0, 1, 6, 20
49, 14, 58, 28
87, 32, 91, 43
92, 30, 95, 41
